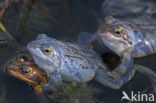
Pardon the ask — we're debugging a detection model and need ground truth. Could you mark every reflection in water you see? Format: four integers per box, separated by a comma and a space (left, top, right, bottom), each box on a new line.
0, 0, 156, 103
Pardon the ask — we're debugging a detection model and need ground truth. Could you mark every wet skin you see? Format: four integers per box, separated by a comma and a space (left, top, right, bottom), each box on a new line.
82, 16, 156, 90
101, 0, 156, 41
27, 34, 136, 90
102, 0, 156, 17
6, 53, 47, 94
97, 16, 156, 57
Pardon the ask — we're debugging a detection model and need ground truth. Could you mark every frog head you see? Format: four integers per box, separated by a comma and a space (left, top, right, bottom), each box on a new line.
7, 63, 47, 85
6, 55, 47, 94
27, 34, 62, 73
98, 16, 140, 56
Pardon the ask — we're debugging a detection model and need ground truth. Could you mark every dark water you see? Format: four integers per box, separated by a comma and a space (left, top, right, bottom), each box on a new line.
0, 0, 156, 103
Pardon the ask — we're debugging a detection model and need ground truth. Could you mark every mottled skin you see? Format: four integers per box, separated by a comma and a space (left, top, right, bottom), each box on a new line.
83, 16, 156, 89
102, 0, 156, 35
6, 54, 47, 94
27, 34, 99, 82
27, 34, 134, 90
27, 34, 98, 90
98, 16, 156, 57
102, 0, 156, 17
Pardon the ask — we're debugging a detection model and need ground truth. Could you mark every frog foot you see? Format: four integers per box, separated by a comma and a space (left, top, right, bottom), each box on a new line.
94, 68, 135, 89
106, 71, 121, 79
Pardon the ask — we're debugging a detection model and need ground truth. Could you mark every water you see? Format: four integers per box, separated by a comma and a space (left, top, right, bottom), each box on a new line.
0, 0, 156, 103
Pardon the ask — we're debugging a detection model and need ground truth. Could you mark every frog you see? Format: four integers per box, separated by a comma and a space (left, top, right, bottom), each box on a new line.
78, 16, 156, 90
97, 16, 156, 58
6, 53, 47, 94
27, 34, 135, 90
101, 0, 156, 35
102, 0, 156, 17
0, 35, 6, 45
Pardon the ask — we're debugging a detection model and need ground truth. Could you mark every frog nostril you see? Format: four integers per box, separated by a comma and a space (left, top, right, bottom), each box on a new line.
33, 45, 38, 49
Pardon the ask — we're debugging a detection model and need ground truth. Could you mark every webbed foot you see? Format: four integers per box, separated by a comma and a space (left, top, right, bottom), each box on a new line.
94, 68, 135, 89
105, 50, 134, 79
95, 51, 135, 89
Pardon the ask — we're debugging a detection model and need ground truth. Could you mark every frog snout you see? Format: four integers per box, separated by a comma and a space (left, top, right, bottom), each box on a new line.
32, 45, 39, 49
27, 41, 39, 50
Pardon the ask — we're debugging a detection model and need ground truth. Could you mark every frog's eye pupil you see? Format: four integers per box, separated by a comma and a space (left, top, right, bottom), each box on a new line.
43, 46, 52, 55
114, 28, 124, 36
20, 66, 32, 74
23, 70, 29, 73
45, 49, 49, 53
115, 31, 121, 34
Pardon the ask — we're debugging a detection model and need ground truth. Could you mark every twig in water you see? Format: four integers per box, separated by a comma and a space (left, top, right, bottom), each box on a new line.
0, 0, 9, 19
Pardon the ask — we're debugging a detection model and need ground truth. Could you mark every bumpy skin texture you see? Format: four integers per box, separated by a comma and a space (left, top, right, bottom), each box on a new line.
84, 16, 156, 90
6, 53, 47, 94
98, 16, 156, 57
27, 34, 104, 89
102, 0, 156, 17
78, 32, 135, 89
102, 0, 156, 38
27, 34, 136, 90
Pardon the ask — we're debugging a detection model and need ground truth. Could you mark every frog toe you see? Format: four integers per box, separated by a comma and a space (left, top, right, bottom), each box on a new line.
94, 69, 135, 89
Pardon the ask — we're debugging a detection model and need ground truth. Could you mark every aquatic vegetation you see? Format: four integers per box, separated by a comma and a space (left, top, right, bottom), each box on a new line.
60, 82, 77, 96
47, 81, 97, 103
0, 21, 20, 50
0, 0, 8, 19
0, 0, 156, 103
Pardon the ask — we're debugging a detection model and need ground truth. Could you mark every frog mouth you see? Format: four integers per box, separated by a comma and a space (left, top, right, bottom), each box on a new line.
27, 47, 45, 61
27, 47, 61, 70
28, 50, 53, 66
100, 34, 128, 46
7, 67, 39, 85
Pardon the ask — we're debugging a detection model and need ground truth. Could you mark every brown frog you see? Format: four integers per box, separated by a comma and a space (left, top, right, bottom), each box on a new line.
6, 53, 47, 94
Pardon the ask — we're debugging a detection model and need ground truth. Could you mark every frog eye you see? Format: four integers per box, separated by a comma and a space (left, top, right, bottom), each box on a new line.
114, 27, 124, 37
0, 38, 6, 44
43, 46, 52, 55
20, 66, 32, 74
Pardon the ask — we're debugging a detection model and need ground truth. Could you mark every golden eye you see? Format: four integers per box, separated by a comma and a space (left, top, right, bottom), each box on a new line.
43, 46, 52, 55
114, 27, 124, 37
20, 66, 32, 74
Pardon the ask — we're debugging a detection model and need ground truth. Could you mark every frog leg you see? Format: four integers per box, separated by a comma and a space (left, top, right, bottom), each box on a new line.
77, 32, 111, 54
94, 67, 135, 89
134, 64, 156, 93
106, 49, 134, 79
94, 51, 135, 89
77, 32, 98, 46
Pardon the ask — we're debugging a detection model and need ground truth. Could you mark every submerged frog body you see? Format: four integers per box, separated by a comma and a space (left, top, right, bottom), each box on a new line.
27, 34, 135, 90
102, 0, 156, 17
